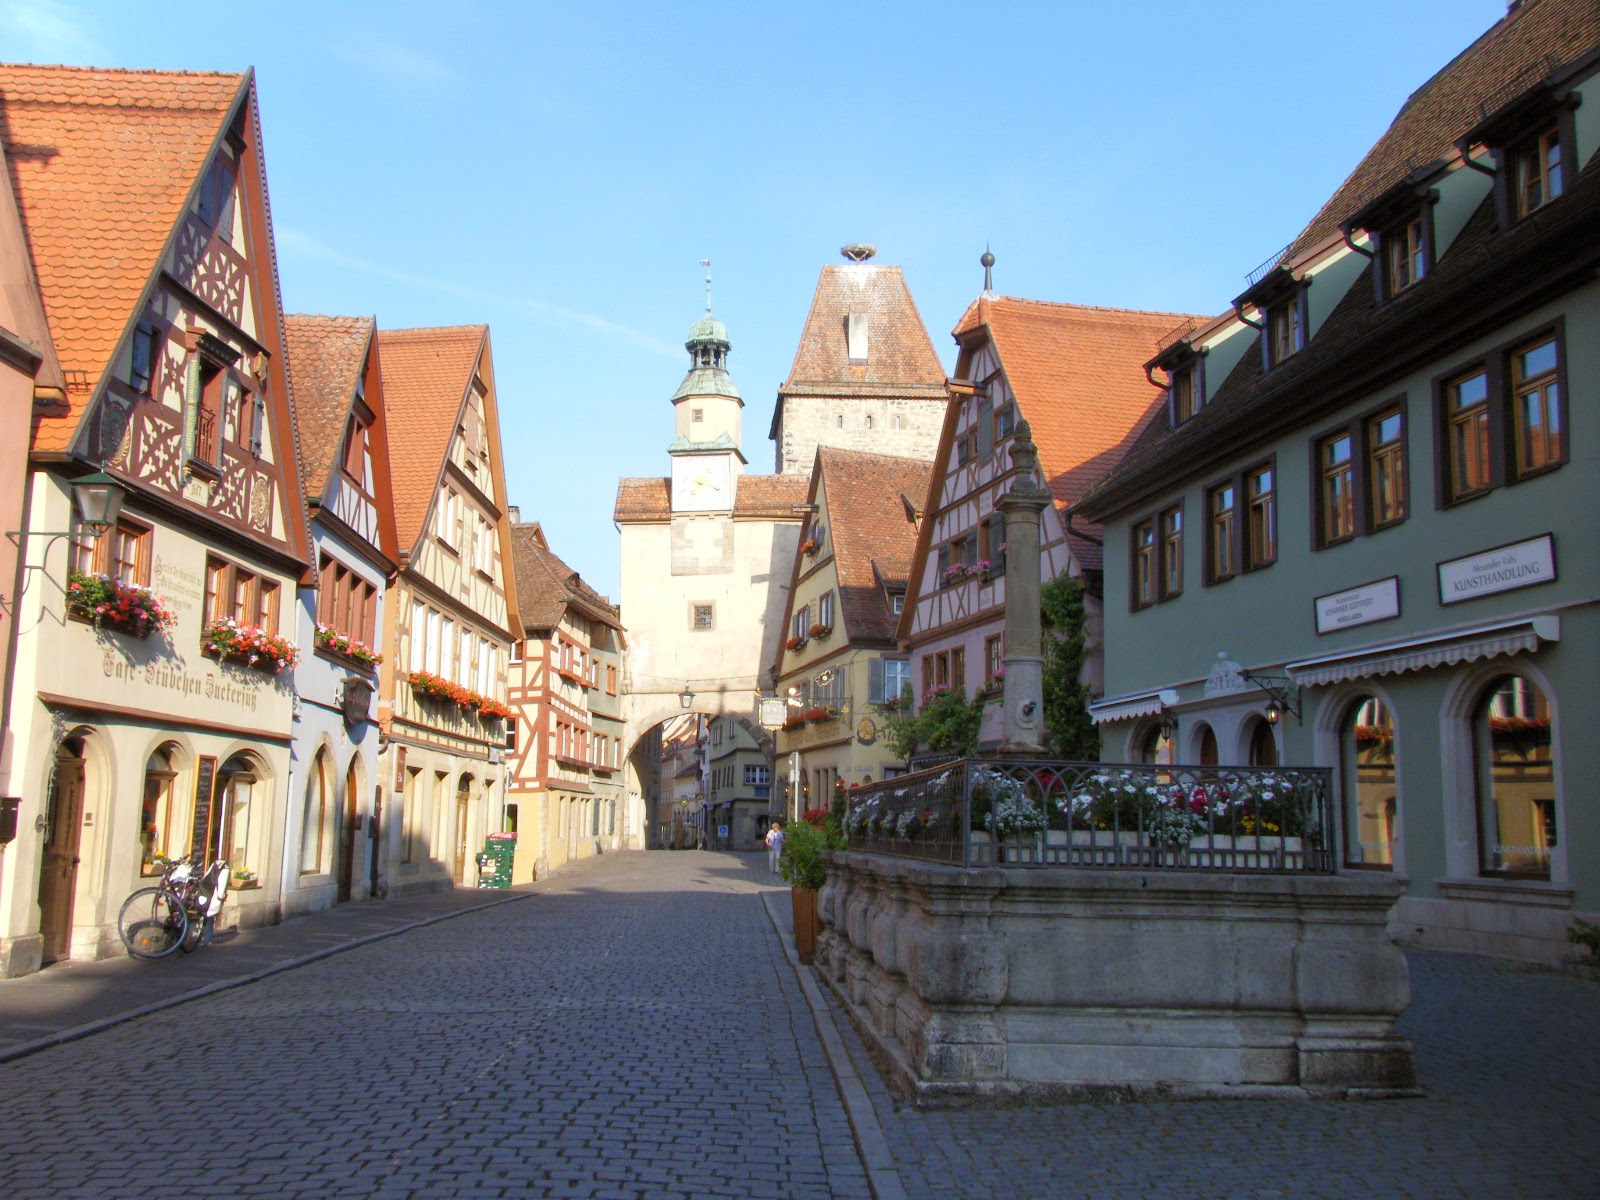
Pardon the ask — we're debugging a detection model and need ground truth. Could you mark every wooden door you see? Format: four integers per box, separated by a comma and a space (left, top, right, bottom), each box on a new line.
337, 762, 358, 902
38, 744, 86, 963
368, 788, 383, 899
453, 780, 471, 884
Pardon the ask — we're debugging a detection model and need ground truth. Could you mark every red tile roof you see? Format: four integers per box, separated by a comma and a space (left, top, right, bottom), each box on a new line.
817, 448, 929, 643
612, 473, 809, 522
779, 263, 948, 399
376, 324, 486, 551
283, 313, 372, 499
510, 521, 621, 633
952, 295, 1206, 566
1286, 0, 1600, 261
0, 64, 246, 452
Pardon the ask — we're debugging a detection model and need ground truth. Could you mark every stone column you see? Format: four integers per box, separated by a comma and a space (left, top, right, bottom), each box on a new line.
997, 419, 1050, 754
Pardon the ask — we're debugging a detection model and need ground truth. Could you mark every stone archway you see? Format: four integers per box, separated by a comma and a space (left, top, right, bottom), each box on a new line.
623, 705, 776, 850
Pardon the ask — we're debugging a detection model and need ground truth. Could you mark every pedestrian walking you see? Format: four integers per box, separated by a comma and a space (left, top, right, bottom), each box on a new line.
765, 821, 785, 874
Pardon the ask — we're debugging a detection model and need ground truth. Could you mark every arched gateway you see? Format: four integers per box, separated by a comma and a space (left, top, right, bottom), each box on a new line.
614, 288, 807, 826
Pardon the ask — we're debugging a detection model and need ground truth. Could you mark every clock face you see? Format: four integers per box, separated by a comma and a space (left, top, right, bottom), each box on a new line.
675, 457, 730, 509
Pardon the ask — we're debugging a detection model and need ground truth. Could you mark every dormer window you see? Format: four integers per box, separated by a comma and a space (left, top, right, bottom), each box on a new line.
1267, 295, 1305, 366
1149, 333, 1205, 428
1171, 361, 1201, 424
1384, 214, 1427, 295
1511, 125, 1563, 218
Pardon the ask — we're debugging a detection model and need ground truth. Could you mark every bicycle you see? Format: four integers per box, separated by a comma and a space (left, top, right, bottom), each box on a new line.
117, 857, 232, 959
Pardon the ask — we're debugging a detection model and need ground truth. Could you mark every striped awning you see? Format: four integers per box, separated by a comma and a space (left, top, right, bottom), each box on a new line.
1286, 615, 1559, 688
1088, 688, 1180, 725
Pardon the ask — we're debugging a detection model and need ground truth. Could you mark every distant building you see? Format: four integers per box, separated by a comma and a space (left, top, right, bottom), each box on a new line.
773, 448, 930, 809
703, 714, 772, 849
282, 314, 401, 915
374, 325, 519, 894
899, 289, 1202, 750
769, 246, 948, 475
505, 521, 628, 880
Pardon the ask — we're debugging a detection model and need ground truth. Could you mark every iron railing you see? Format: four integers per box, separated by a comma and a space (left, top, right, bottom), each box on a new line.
844, 757, 1335, 874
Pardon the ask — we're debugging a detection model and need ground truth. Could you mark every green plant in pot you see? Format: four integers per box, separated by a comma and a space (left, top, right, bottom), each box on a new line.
780, 814, 845, 966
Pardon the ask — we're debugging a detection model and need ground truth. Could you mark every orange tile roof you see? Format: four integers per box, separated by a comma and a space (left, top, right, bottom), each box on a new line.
283, 314, 372, 499
818, 448, 930, 643
0, 64, 246, 452
612, 473, 809, 522
510, 520, 621, 633
376, 324, 486, 551
779, 263, 948, 398
952, 295, 1206, 567
1287, 0, 1600, 261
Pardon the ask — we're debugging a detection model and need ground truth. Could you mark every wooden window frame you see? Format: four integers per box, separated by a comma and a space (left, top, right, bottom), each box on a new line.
1315, 430, 1358, 547
1312, 401, 1408, 548
202, 553, 280, 635
1169, 356, 1205, 426
75, 515, 152, 587
1203, 456, 1277, 584
1158, 503, 1183, 600
1433, 320, 1566, 508
1377, 206, 1435, 301
1263, 288, 1308, 369
1204, 479, 1239, 586
818, 590, 835, 629
1130, 516, 1156, 610
130, 323, 162, 397
1510, 333, 1566, 480
1244, 462, 1278, 570
984, 634, 1004, 687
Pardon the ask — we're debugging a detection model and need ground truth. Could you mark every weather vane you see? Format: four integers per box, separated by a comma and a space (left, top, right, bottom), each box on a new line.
698, 258, 712, 313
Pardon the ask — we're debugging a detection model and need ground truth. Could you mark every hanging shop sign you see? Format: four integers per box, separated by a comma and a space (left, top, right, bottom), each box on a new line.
1437, 534, 1556, 606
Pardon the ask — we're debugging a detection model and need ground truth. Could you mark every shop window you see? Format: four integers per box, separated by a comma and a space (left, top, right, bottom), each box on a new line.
140, 745, 178, 875
1474, 675, 1554, 879
1342, 696, 1396, 870
1247, 719, 1278, 767
1135, 722, 1173, 766
206, 754, 257, 876
1196, 723, 1219, 768
301, 750, 330, 875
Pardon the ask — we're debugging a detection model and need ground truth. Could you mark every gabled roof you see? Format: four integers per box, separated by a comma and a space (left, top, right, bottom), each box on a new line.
376, 324, 487, 551
816, 448, 929, 644
1285, 0, 1600, 261
0, 64, 247, 451
510, 520, 621, 634
283, 314, 372, 497
612, 473, 809, 523
951, 295, 1205, 566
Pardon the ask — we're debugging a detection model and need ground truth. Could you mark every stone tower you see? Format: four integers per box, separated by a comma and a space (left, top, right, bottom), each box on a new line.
768, 244, 949, 474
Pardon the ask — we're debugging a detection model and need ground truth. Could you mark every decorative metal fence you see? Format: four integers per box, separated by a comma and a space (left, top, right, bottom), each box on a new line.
844, 758, 1336, 874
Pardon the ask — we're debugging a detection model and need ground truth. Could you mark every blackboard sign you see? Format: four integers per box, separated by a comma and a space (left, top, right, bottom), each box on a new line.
190, 756, 217, 862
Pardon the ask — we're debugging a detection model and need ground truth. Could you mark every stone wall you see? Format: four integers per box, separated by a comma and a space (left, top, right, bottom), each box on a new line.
774, 397, 944, 475
816, 851, 1416, 1104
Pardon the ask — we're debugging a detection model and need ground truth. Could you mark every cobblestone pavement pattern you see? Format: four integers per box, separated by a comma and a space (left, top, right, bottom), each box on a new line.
0, 852, 869, 1200
3, 850, 1598, 1200
816, 928, 1600, 1200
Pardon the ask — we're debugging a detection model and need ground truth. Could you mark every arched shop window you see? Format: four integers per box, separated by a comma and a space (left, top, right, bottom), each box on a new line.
1342, 697, 1396, 869
301, 750, 331, 874
1134, 722, 1173, 765
141, 744, 179, 875
1475, 675, 1555, 878
1196, 723, 1219, 767
1247, 719, 1278, 767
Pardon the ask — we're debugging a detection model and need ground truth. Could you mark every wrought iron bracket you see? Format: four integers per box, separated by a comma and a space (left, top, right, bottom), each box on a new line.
1241, 671, 1302, 725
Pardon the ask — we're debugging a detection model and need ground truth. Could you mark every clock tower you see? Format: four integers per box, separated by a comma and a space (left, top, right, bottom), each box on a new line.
668, 286, 745, 513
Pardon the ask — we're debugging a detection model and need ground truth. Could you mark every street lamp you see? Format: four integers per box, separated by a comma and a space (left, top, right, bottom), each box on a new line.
70, 471, 127, 534
679, 685, 694, 710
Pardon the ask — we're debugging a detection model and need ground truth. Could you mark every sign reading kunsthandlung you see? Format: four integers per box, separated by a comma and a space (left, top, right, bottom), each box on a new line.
1315, 576, 1400, 634
1437, 534, 1556, 606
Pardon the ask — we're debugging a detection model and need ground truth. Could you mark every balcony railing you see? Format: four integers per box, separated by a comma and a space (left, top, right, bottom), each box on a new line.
842, 757, 1335, 874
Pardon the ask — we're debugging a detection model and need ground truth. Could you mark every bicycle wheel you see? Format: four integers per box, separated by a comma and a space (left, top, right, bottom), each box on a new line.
118, 887, 189, 959
179, 901, 205, 953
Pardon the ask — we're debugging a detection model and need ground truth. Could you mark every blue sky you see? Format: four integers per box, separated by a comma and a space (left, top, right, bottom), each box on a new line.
4, 0, 1508, 602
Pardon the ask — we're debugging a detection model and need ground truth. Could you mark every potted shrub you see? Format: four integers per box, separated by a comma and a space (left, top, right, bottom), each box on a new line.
778, 813, 844, 965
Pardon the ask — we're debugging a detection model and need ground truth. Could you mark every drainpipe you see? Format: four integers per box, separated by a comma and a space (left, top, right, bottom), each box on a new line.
1340, 224, 1376, 259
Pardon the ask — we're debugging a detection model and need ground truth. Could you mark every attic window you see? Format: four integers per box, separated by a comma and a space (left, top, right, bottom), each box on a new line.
1149, 338, 1205, 428
1460, 84, 1579, 230
197, 155, 237, 239
847, 311, 869, 363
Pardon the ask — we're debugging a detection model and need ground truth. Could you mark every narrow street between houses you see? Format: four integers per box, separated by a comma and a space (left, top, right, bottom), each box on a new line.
1, 850, 1597, 1200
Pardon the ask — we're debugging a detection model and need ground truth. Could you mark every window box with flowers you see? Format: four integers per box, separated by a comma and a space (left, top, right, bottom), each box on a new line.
940, 560, 993, 588
808, 623, 832, 640
232, 866, 260, 889
67, 571, 178, 640
314, 623, 382, 671
409, 670, 477, 709
801, 538, 820, 557
802, 707, 829, 723
981, 666, 1006, 699
786, 634, 808, 652
477, 697, 512, 722
202, 619, 300, 673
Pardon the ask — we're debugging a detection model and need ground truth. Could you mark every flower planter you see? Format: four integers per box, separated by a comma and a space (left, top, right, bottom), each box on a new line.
791, 886, 821, 964
66, 572, 177, 640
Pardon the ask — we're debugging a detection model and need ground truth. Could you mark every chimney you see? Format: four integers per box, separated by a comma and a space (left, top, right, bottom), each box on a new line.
507, 505, 521, 524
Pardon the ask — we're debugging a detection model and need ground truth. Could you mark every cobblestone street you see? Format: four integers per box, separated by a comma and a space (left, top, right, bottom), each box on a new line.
1, 849, 1597, 1200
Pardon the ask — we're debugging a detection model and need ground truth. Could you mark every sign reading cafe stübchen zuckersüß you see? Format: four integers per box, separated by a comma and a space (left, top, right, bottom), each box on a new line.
1437, 534, 1556, 606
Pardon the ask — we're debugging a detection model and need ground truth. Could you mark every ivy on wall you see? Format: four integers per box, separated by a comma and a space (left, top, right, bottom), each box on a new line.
1040, 574, 1100, 762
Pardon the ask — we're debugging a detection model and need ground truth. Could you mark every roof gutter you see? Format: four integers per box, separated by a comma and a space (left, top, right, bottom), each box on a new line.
1065, 511, 1103, 547
1340, 224, 1376, 259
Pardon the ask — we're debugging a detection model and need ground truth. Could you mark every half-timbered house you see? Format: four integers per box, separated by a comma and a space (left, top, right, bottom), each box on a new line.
0, 67, 313, 973
281, 314, 399, 915
375, 325, 518, 893
772, 447, 929, 807
897, 294, 1203, 751
505, 520, 627, 881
